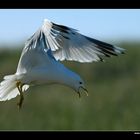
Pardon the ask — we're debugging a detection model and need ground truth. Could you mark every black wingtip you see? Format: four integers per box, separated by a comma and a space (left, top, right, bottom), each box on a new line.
99, 56, 105, 62
121, 51, 125, 54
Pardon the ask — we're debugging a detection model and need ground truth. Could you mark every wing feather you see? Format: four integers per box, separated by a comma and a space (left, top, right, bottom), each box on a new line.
17, 18, 125, 73
41, 19, 125, 62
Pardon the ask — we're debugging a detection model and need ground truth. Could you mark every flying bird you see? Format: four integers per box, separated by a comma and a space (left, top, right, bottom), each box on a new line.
0, 19, 125, 109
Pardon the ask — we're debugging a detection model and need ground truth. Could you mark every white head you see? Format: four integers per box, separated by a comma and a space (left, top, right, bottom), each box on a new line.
63, 71, 88, 97
73, 77, 88, 97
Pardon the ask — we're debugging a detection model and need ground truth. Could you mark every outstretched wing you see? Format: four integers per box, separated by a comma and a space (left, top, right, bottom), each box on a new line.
17, 19, 125, 74
16, 29, 54, 74
41, 19, 125, 62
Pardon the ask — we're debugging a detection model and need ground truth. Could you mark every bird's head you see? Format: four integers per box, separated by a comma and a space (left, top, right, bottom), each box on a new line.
67, 73, 88, 98
59, 69, 88, 97
75, 79, 88, 98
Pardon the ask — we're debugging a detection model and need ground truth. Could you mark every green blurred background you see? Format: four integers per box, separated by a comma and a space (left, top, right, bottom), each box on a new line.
0, 42, 139, 130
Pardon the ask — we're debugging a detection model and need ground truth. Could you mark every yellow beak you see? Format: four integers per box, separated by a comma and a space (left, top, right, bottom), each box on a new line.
77, 86, 88, 98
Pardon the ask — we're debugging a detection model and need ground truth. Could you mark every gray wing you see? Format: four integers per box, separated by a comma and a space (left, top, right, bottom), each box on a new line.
17, 19, 125, 74
41, 19, 125, 62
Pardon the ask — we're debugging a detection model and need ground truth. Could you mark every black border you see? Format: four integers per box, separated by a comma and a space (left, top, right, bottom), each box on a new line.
0, 0, 140, 8
0, 0, 140, 136
0, 131, 139, 137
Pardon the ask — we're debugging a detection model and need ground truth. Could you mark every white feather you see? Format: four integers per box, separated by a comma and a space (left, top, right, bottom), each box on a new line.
0, 74, 29, 101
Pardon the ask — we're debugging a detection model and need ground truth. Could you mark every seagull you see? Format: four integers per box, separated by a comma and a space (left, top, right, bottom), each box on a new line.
0, 19, 125, 109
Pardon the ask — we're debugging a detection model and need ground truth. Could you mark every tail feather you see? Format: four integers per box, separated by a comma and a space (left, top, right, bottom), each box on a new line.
0, 83, 19, 101
0, 74, 29, 101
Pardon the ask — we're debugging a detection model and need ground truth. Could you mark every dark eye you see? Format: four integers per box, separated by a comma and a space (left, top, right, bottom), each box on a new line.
79, 82, 82, 84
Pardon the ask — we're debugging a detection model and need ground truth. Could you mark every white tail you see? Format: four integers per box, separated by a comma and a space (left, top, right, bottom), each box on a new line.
0, 74, 29, 101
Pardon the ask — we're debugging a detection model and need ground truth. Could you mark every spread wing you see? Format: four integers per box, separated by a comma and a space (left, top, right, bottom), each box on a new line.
16, 19, 125, 74
16, 29, 54, 74
41, 19, 125, 62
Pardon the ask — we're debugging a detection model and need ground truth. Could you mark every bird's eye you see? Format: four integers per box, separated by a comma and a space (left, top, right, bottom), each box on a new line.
79, 82, 82, 84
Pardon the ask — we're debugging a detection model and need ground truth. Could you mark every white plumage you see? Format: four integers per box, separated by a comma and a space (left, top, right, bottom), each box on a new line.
0, 19, 125, 108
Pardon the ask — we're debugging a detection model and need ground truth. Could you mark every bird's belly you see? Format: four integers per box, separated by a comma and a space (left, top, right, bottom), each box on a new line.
20, 62, 72, 87
23, 68, 57, 85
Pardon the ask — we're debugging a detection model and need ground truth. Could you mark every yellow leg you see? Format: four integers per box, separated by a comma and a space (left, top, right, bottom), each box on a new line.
16, 82, 24, 110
